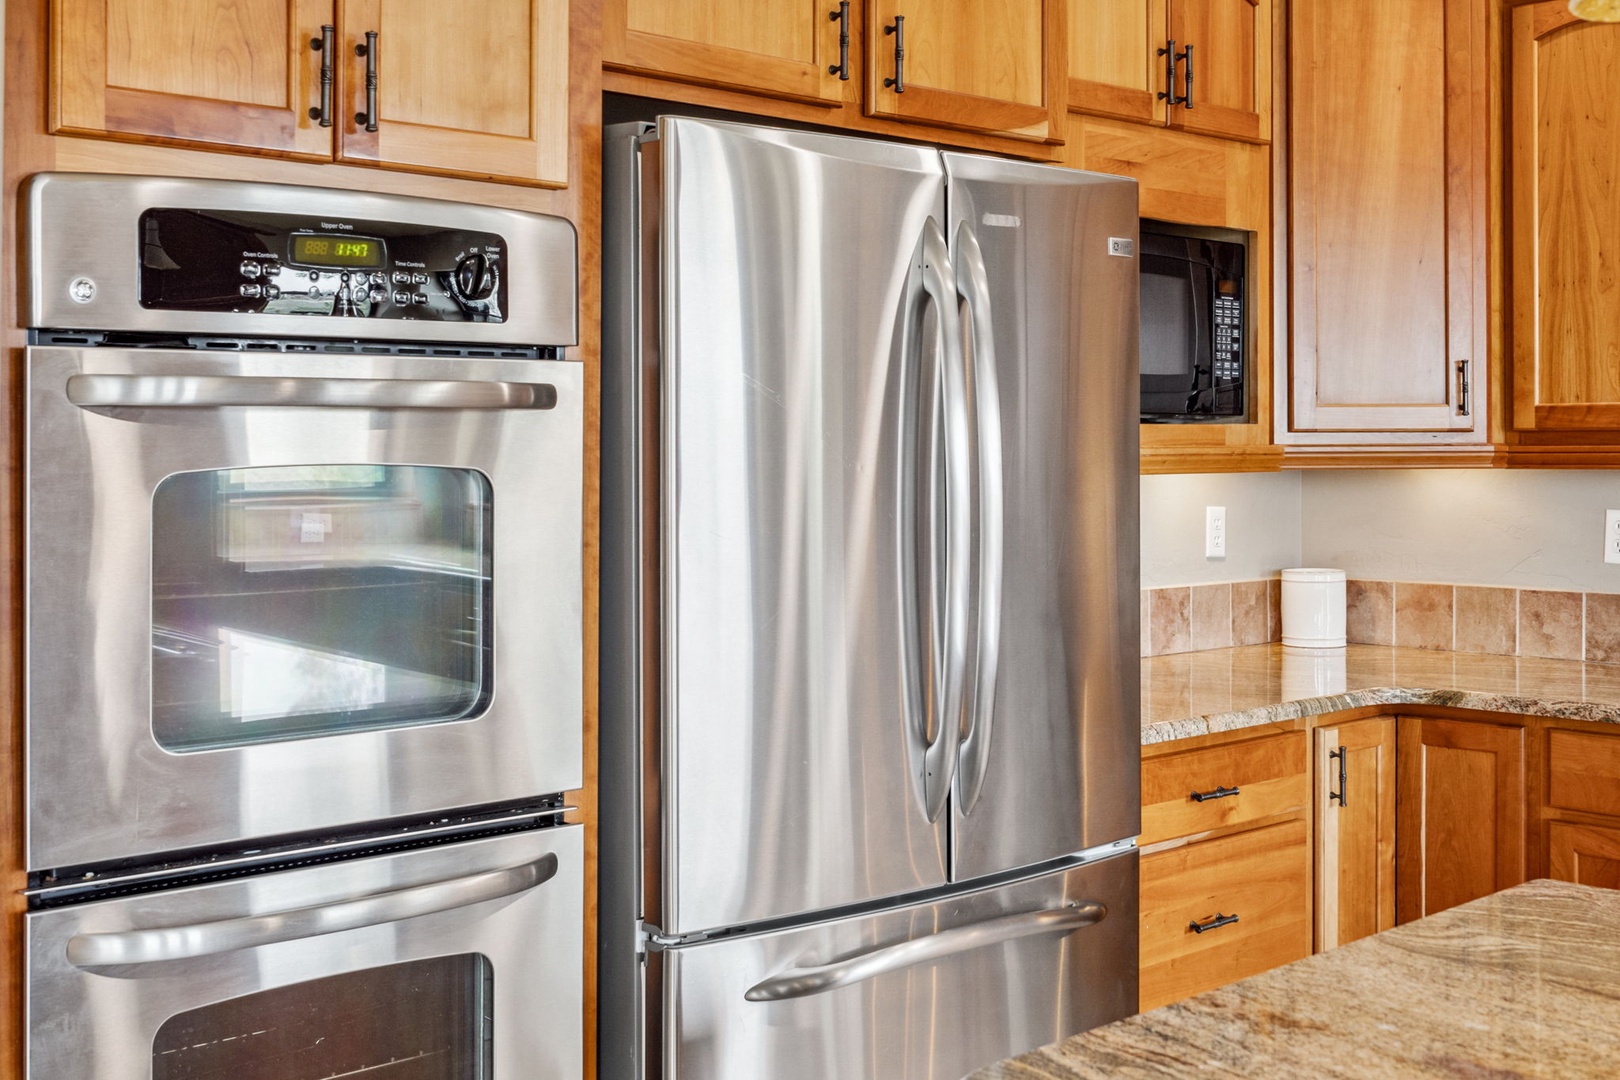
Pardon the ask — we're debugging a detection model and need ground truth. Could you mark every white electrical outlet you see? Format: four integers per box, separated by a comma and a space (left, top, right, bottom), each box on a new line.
1606, 509, 1620, 565
1206, 506, 1227, 559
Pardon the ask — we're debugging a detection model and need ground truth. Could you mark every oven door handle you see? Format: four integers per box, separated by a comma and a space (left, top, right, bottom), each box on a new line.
64, 854, 558, 968
64, 373, 559, 411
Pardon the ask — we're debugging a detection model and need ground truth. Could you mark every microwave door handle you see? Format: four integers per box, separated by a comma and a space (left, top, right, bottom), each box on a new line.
744, 901, 1107, 1002
921, 217, 969, 823
65, 854, 559, 969
64, 374, 559, 411
951, 222, 1002, 817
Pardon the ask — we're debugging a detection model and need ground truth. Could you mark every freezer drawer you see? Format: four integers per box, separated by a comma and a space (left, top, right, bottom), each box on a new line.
662, 849, 1137, 1080
27, 825, 582, 1079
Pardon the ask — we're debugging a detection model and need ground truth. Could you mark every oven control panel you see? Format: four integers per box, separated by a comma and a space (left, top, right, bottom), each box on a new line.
138, 207, 509, 323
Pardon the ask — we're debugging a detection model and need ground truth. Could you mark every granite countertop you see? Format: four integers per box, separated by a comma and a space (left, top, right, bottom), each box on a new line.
1141, 642, 1620, 744
970, 879, 1620, 1079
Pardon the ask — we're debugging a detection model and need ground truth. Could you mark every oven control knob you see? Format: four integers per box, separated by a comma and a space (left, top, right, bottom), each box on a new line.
453, 253, 496, 301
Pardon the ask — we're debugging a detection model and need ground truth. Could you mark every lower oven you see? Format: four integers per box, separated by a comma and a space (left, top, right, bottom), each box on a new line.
26, 824, 582, 1079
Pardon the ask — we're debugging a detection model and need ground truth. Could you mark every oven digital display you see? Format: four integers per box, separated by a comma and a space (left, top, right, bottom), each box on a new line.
290, 233, 385, 267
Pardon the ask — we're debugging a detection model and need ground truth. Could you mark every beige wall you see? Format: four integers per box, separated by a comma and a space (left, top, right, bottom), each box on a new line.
1140, 472, 1304, 589
1300, 470, 1620, 593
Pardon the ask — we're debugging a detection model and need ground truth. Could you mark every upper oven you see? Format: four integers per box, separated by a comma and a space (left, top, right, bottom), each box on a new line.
24, 174, 583, 872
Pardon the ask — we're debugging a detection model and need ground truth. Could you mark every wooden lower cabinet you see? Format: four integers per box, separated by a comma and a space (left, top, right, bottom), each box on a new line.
1396, 717, 1527, 923
1139, 819, 1311, 1010
1548, 821, 1620, 889
1314, 717, 1396, 950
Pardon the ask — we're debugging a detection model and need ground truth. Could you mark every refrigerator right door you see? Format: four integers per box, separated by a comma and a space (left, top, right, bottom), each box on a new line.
942, 153, 1143, 882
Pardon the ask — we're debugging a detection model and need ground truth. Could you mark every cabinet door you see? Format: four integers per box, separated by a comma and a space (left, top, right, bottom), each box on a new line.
1069, 0, 1167, 126
1396, 718, 1526, 923
1509, 6, 1620, 432
1314, 718, 1395, 951
336, 0, 568, 186
605, 0, 848, 105
52, 0, 333, 158
864, 0, 1066, 142
1287, 0, 1486, 437
1166, 0, 1269, 143
1548, 822, 1620, 890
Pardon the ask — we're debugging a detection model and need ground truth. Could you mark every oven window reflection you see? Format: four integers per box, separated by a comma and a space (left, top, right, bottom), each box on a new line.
151, 465, 493, 752
151, 953, 494, 1079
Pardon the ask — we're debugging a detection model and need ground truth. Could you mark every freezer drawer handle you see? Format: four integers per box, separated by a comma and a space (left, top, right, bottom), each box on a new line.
743, 901, 1106, 1002
65, 374, 558, 411
64, 854, 558, 969
1189, 784, 1240, 803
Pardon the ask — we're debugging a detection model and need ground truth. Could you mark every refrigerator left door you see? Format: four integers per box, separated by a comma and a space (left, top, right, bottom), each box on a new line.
26, 825, 582, 1079
652, 118, 955, 935
662, 849, 1137, 1080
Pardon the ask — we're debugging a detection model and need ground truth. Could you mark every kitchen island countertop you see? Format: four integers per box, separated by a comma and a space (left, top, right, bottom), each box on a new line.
1141, 642, 1620, 744
968, 878, 1620, 1079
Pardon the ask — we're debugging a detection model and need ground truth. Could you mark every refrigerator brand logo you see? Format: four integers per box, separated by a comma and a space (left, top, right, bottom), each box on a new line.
1108, 238, 1136, 258
980, 213, 1021, 228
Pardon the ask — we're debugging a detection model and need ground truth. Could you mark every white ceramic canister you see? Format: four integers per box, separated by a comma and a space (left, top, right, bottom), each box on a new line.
1280, 567, 1347, 648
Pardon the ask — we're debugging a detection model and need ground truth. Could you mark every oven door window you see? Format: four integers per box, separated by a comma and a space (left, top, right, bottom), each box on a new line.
152, 954, 493, 1079
151, 465, 493, 752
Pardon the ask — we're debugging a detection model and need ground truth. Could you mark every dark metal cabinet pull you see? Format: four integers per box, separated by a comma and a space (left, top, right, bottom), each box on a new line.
1157, 39, 1184, 105
1190, 912, 1239, 934
1180, 43, 1195, 109
829, 2, 851, 79
355, 30, 379, 132
885, 16, 905, 92
1329, 745, 1348, 807
1190, 784, 1240, 803
308, 24, 335, 126
1457, 359, 1471, 416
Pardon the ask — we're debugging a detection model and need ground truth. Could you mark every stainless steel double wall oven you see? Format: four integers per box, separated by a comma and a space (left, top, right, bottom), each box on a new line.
22, 175, 584, 1078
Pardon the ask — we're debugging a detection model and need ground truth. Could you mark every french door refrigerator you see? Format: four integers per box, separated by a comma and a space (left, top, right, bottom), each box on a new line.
601, 117, 1141, 1080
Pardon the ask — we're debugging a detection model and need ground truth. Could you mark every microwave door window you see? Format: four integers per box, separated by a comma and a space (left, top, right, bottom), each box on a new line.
1139, 263, 1206, 409
149, 464, 493, 752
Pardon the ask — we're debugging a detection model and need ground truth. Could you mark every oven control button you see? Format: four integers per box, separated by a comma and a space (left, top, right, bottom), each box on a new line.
239, 260, 262, 278
239, 283, 263, 299
308, 286, 322, 299
370, 271, 387, 285
262, 263, 282, 278
393, 290, 412, 305
307, 270, 321, 282
392, 271, 412, 285
412, 291, 429, 305
411, 272, 428, 286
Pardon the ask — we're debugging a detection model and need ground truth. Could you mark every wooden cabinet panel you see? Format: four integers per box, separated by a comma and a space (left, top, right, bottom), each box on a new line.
1069, 0, 1166, 125
337, 0, 568, 185
605, 0, 847, 105
1547, 729, 1620, 817
52, 0, 334, 158
864, 0, 1065, 141
1397, 718, 1526, 923
1314, 718, 1395, 951
1510, 6, 1620, 431
1166, 0, 1268, 143
1287, 0, 1486, 438
1139, 819, 1311, 1010
1549, 822, 1620, 890
1141, 732, 1306, 846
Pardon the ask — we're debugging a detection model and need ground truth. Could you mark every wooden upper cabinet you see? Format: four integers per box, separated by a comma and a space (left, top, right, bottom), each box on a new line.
605, 0, 848, 105
50, 0, 568, 185
1166, 0, 1267, 142
1286, 0, 1486, 440
337, 0, 568, 185
1314, 718, 1396, 952
864, 0, 1066, 142
1396, 717, 1526, 924
1070, 0, 1165, 126
1510, 6, 1620, 432
1068, 0, 1268, 143
51, 0, 334, 158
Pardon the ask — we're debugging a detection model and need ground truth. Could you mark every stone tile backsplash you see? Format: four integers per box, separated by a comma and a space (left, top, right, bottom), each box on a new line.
1141, 577, 1620, 662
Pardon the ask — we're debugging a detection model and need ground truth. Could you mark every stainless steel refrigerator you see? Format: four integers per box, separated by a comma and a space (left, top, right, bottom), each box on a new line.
601, 116, 1141, 1080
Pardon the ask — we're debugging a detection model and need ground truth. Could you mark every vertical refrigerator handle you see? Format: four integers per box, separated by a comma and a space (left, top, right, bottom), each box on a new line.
953, 223, 1004, 816
899, 217, 968, 823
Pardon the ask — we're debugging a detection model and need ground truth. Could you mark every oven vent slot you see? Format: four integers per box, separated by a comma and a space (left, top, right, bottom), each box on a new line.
29, 329, 561, 360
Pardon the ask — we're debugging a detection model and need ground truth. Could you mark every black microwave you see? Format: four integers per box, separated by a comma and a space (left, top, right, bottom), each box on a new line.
1139, 221, 1249, 422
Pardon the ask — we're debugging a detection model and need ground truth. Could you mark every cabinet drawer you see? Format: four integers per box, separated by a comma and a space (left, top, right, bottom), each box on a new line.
1139, 819, 1310, 1011
1141, 732, 1307, 846
1548, 729, 1620, 817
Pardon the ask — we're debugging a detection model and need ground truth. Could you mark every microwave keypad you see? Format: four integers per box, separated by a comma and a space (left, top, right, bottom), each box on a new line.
1213, 294, 1242, 381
